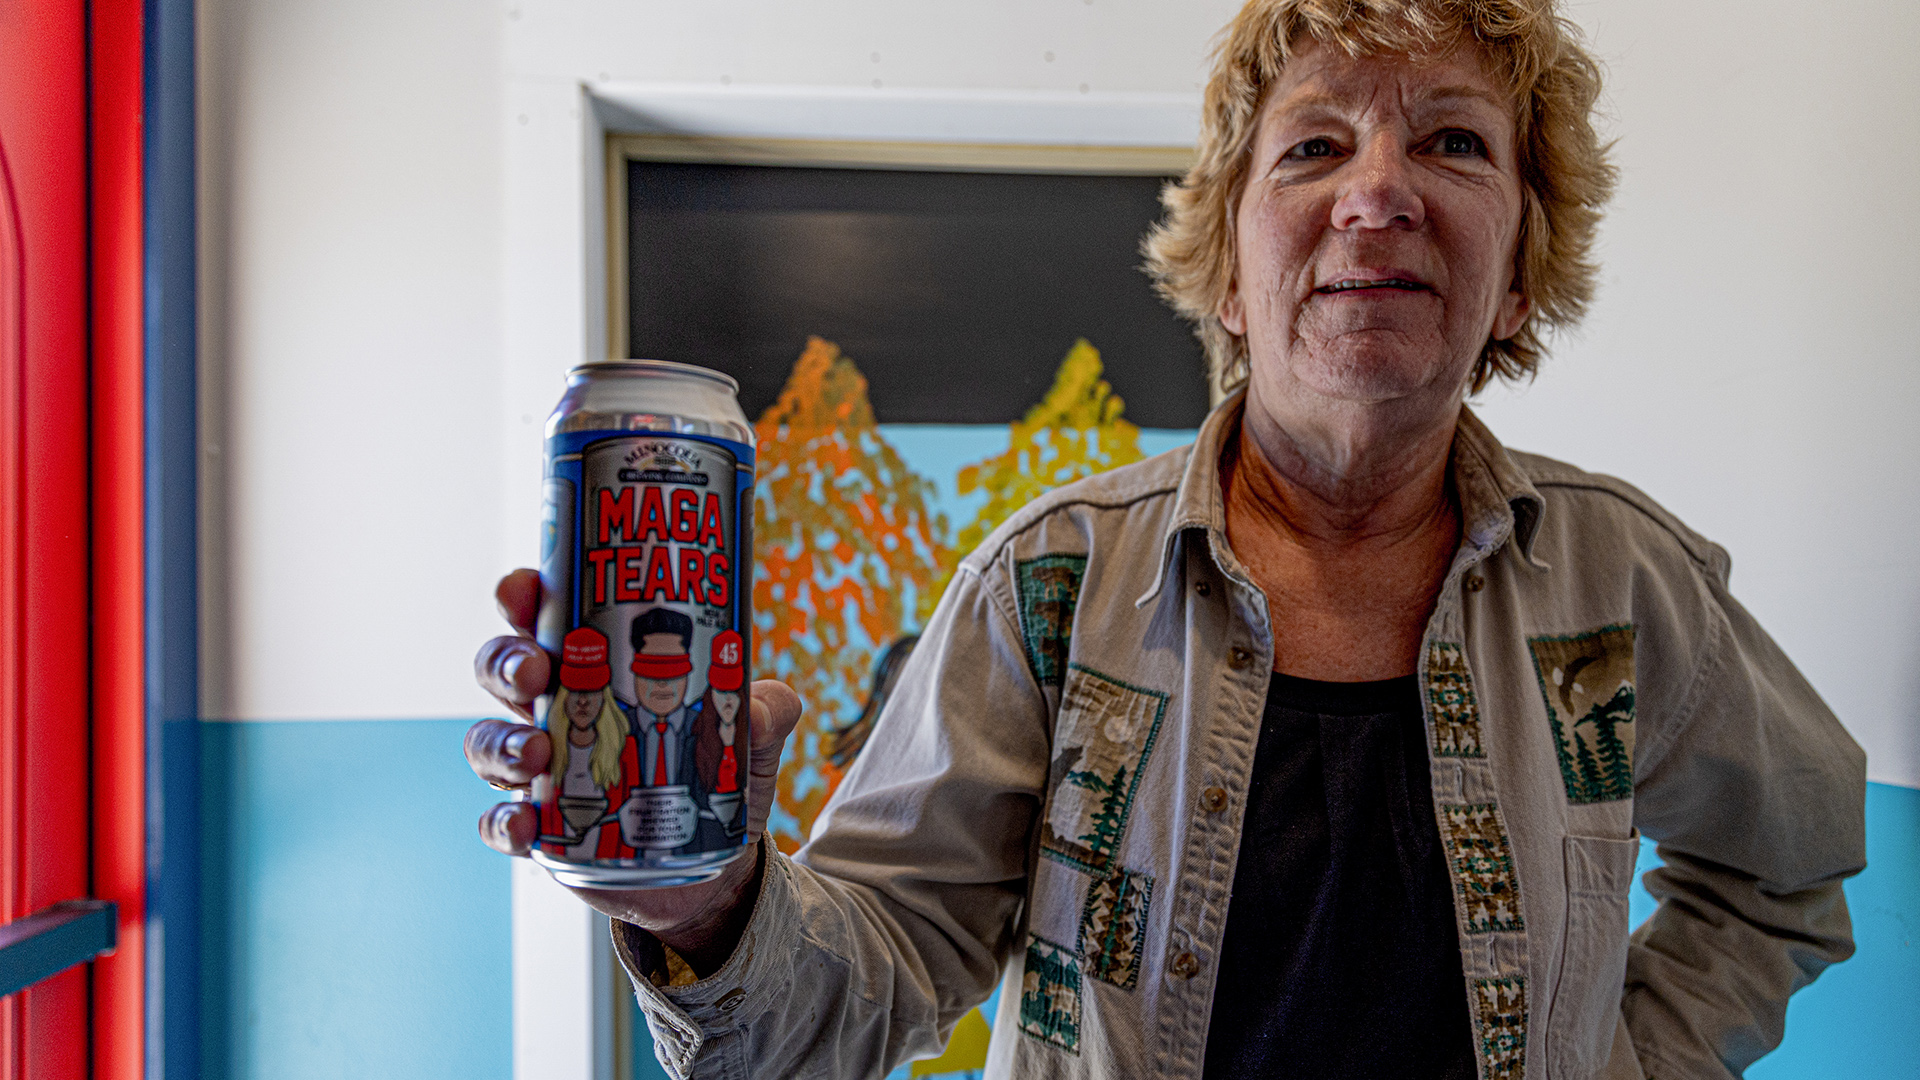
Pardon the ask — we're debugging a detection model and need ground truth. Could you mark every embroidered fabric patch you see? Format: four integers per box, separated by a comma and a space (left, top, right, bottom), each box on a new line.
1016, 554, 1088, 687
1439, 802, 1525, 933
1079, 868, 1154, 990
1529, 624, 1636, 805
1040, 664, 1168, 875
1425, 642, 1486, 758
1472, 977, 1528, 1080
1019, 934, 1083, 1054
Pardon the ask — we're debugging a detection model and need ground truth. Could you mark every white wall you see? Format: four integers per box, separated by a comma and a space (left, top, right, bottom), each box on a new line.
200, 0, 508, 723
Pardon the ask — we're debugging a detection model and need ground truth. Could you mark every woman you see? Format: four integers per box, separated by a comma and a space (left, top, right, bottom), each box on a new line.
538, 626, 630, 860
691, 630, 748, 846
469, 2, 1865, 1077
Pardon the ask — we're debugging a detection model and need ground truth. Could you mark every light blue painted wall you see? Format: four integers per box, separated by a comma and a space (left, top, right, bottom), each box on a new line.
200, 719, 512, 1080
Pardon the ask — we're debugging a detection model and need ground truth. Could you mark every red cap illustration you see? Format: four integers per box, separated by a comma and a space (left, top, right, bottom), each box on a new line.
709, 630, 745, 692
558, 627, 611, 691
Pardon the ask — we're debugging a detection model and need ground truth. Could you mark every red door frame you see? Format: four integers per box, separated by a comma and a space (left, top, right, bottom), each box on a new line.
92, 2, 148, 1078
0, 1, 93, 1076
0, 1, 147, 1077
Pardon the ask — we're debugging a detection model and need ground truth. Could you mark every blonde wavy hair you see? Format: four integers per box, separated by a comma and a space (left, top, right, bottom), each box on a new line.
1143, 0, 1616, 394
548, 686, 628, 791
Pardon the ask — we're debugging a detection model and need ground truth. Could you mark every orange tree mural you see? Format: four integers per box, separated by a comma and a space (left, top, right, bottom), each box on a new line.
754, 335, 1150, 853
751, 337, 952, 852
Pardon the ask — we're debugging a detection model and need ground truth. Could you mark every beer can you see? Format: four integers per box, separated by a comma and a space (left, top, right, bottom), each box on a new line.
530, 360, 755, 889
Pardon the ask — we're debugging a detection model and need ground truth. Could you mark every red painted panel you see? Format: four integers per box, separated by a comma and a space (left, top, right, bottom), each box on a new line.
0, 2, 95, 1079
91, 2, 148, 1078
0, 80, 25, 1080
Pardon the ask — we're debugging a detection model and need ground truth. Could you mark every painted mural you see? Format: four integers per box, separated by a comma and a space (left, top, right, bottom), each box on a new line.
751, 335, 1152, 854
722, 334, 1166, 1080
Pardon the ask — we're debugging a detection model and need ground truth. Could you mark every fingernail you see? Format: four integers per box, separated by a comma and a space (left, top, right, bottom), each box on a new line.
503, 728, 532, 764
501, 651, 526, 688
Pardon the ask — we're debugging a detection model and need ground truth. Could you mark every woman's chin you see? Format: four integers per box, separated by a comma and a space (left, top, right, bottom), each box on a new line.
1259, 335, 1471, 407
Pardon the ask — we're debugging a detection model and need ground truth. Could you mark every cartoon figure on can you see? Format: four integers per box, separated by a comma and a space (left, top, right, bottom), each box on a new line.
538, 627, 632, 859
694, 629, 749, 847
614, 606, 703, 853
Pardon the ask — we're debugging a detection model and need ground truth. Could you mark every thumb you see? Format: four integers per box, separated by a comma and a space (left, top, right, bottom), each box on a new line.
747, 680, 804, 773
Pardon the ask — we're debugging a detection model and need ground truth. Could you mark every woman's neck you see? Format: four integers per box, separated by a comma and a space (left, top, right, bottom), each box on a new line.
1224, 383, 1464, 682
1234, 382, 1461, 548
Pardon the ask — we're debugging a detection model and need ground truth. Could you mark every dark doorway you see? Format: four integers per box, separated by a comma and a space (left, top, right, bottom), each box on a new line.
623, 160, 1210, 428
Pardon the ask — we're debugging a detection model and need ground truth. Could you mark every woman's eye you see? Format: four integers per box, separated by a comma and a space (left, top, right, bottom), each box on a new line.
1435, 130, 1486, 157
1283, 137, 1339, 161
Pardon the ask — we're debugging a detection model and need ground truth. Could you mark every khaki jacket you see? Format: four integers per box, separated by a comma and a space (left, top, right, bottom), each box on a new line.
619, 394, 1865, 1080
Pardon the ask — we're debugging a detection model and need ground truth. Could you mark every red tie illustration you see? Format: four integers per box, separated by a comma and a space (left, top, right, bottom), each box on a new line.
653, 722, 669, 786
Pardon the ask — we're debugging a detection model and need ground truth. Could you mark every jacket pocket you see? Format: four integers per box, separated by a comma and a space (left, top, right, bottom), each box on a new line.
1548, 832, 1641, 1080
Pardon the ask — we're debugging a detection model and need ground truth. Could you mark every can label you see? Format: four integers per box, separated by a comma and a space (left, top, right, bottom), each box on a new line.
535, 430, 754, 868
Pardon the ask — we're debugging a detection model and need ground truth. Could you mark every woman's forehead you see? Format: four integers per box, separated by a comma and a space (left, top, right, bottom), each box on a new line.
1260, 40, 1514, 125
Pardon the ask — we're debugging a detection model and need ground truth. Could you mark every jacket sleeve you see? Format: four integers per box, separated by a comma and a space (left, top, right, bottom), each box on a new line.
613, 562, 1052, 1079
1624, 546, 1867, 1078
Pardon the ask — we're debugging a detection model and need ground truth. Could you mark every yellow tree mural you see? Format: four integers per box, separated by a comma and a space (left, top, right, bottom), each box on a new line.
924, 338, 1146, 623
752, 337, 952, 852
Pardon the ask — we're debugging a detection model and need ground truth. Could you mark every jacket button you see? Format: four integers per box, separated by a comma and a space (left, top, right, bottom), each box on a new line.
1169, 951, 1201, 979
1195, 580, 1211, 597
1464, 575, 1485, 593
1228, 647, 1253, 670
1199, 786, 1228, 814
717, 988, 746, 1012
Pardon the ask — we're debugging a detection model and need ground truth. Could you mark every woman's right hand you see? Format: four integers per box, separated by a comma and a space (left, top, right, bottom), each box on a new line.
465, 568, 804, 976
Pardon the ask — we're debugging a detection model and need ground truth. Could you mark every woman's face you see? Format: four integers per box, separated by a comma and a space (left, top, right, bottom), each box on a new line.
565, 689, 599, 730
1222, 40, 1529, 410
714, 691, 741, 741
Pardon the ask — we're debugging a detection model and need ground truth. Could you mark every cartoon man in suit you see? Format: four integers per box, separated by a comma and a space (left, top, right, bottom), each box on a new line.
630, 606, 700, 790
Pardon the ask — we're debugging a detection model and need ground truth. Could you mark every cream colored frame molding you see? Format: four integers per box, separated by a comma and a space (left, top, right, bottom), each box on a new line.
604, 133, 1194, 362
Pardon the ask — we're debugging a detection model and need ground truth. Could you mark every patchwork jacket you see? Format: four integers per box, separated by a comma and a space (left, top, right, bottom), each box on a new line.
617, 394, 1866, 1080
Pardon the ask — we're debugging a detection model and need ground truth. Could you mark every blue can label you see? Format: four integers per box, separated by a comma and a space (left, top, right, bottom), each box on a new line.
534, 430, 755, 867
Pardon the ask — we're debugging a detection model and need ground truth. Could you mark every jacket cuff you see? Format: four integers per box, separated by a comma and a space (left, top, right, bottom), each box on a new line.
610, 834, 799, 1077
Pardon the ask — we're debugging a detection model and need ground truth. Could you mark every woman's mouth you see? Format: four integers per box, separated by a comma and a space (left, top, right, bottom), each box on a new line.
1315, 277, 1433, 294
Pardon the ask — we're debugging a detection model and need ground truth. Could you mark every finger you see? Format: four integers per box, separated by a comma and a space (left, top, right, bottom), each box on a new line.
495, 568, 542, 637
747, 680, 804, 764
479, 801, 540, 856
465, 718, 552, 787
475, 634, 550, 718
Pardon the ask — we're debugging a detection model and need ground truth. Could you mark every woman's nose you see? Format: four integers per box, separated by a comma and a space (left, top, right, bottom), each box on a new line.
1330, 132, 1425, 232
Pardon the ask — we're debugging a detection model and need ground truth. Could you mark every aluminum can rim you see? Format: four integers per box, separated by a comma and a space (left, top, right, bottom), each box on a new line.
570, 358, 741, 394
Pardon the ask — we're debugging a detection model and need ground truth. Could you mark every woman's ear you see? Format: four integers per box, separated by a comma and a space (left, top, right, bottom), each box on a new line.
1493, 287, 1530, 342
1219, 276, 1246, 336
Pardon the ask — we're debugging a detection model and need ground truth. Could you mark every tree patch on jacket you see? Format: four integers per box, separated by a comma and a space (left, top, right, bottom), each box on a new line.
1020, 934, 1083, 1054
1529, 624, 1636, 804
1039, 664, 1168, 876
1016, 554, 1087, 687
1079, 867, 1154, 991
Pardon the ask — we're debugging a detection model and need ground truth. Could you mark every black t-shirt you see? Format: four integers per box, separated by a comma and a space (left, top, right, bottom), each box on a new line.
1202, 672, 1477, 1080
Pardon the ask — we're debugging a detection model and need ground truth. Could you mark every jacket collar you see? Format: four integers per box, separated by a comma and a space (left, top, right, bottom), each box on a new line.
1136, 391, 1547, 608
